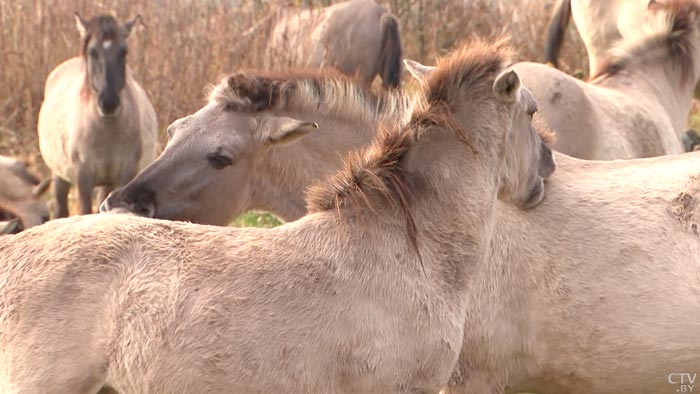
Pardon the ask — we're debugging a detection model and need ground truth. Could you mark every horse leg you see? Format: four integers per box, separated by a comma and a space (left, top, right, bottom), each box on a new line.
97, 186, 113, 206
54, 175, 71, 218
76, 169, 95, 215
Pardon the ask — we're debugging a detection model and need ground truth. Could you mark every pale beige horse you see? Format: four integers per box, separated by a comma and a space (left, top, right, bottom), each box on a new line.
403, 42, 700, 394
544, 0, 648, 76
441, 153, 700, 394
0, 41, 554, 394
101, 69, 415, 225
38, 14, 158, 217
265, 0, 403, 88
0, 155, 50, 233
544, 0, 700, 144
511, 0, 700, 159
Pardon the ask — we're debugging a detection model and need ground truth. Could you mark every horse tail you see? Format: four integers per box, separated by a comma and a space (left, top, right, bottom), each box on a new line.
378, 12, 403, 89
544, 0, 572, 68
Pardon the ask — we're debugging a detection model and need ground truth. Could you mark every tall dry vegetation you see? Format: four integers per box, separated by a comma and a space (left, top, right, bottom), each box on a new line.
0, 0, 585, 174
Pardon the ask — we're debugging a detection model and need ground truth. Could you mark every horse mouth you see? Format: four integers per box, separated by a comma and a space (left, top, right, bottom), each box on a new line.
96, 105, 121, 118
523, 179, 545, 209
100, 199, 156, 218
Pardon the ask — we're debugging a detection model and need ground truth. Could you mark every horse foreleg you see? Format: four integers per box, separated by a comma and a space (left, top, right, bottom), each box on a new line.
53, 175, 71, 218
77, 170, 95, 215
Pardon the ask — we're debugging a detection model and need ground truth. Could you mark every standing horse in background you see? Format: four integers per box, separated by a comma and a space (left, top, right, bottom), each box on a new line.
0, 156, 50, 234
510, 0, 700, 160
38, 13, 158, 217
265, 0, 403, 89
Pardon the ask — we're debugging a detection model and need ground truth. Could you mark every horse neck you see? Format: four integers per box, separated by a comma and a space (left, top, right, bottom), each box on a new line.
250, 112, 380, 221
406, 133, 504, 284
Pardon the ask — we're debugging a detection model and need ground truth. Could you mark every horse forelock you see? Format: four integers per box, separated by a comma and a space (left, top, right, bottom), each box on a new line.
80, 15, 122, 56
425, 38, 513, 107
593, 0, 700, 83
306, 40, 513, 251
207, 69, 414, 125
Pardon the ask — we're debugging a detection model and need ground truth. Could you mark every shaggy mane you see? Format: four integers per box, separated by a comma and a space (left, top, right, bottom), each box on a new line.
592, 0, 700, 82
208, 69, 414, 125
306, 40, 513, 251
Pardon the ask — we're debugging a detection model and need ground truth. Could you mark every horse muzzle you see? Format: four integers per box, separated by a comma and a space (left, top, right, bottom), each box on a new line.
97, 90, 121, 117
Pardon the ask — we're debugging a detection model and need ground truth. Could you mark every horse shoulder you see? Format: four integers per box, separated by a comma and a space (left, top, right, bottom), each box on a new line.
44, 57, 84, 96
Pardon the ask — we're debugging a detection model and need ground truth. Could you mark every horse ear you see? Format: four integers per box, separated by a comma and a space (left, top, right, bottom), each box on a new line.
123, 15, 141, 37
403, 59, 437, 82
258, 116, 318, 146
493, 70, 521, 102
74, 12, 88, 37
31, 179, 51, 198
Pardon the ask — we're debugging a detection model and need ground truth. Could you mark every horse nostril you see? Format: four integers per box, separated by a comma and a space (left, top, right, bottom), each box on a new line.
130, 189, 156, 218
137, 202, 156, 218
98, 91, 121, 115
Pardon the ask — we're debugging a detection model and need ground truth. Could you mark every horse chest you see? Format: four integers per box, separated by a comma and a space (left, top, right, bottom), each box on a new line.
70, 121, 143, 182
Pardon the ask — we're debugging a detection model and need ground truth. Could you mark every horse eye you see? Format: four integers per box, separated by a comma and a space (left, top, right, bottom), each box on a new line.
207, 152, 234, 170
88, 48, 98, 57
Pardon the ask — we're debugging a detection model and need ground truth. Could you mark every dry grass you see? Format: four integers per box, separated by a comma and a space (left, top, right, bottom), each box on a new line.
0, 0, 586, 166
0, 0, 587, 223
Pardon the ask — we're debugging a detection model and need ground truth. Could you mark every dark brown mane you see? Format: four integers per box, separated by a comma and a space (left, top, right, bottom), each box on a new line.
80, 15, 122, 56
592, 0, 700, 82
306, 40, 512, 252
208, 68, 412, 124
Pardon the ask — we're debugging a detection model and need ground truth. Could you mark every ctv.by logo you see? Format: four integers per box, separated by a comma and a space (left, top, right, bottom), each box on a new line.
668, 372, 697, 393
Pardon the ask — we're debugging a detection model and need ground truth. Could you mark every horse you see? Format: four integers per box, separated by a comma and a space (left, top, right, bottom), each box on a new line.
405, 37, 700, 394
100, 69, 415, 225
440, 150, 700, 394
0, 155, 50, 234
0, 40, 553, 393
264, 0, 403, 89
409, 0, 699, 160
37, 13, 158, 217
544, 0, 647, 76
